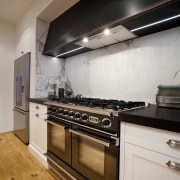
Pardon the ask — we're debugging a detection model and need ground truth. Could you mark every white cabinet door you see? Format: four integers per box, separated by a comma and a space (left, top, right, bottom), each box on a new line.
30, 111, 47, 153
124, 143, 180, 180
29, 103, 47, 154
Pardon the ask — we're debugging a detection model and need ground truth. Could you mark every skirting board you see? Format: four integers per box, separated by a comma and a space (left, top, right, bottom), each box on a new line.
28, 144, 49, 169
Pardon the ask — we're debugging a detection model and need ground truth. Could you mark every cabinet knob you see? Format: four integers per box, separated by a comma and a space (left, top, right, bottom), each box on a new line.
167, 139, 180, 148
35, 114, 39, 117
36, 106, 39, 109
166, 161, 180, 171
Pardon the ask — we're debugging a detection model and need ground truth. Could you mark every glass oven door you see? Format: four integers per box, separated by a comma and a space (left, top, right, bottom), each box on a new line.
47, 120, 71, 165
70, 125, 119, 180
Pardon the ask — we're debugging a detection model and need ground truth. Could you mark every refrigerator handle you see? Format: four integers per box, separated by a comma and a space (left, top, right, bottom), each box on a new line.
13, 108, 27, 115
16, 76, 22, 106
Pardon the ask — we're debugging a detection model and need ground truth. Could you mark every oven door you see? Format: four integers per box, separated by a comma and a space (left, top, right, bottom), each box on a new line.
70, 125, 119, 180
47, 119, 71, 165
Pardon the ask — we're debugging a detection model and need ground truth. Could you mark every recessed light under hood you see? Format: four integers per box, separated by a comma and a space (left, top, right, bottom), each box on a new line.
75, 25, 137, 49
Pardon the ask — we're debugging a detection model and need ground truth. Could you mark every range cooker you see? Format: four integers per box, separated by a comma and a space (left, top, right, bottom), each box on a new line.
46, 97, 145, 180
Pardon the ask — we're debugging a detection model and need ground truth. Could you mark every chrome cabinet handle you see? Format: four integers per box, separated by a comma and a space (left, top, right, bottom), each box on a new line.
69, 129, 110, 147
166, 161, 180, 171
167, 139, 180, 148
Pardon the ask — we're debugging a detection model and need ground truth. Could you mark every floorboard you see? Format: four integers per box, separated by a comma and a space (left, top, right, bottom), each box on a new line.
0, 132, 61, 180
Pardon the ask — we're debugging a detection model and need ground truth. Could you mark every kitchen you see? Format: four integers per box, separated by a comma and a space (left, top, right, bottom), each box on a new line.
0, 0, 180, 179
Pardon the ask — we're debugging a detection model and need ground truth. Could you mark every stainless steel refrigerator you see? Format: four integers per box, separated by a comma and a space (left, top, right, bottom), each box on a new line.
13, 52, 30, 144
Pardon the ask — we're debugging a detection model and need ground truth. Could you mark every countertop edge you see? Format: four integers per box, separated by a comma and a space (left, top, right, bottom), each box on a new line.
29, 98, 48, 105
119, 104, 180, 133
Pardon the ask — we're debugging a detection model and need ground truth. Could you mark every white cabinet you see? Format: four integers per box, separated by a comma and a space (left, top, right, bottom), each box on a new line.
120, 122, 180, 180
29, 102, 48, 168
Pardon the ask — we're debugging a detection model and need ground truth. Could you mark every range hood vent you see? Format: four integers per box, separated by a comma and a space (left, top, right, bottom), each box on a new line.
75, 25, 137, 49
43, 0, 180, 58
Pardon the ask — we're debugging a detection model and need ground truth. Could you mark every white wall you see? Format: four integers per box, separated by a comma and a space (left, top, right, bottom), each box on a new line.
65, 27, 180, 104
0, 21, 14, 132
0, 0, 53, 133
15, 0, 53, 98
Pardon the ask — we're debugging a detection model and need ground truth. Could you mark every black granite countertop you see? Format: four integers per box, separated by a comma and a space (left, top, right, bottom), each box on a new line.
29, 98, 48, 104
119, 104, 180, 133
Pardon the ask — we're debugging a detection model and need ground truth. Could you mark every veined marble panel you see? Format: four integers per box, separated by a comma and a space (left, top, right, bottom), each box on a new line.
65, 26, 180, 104
36, 18, 65, 97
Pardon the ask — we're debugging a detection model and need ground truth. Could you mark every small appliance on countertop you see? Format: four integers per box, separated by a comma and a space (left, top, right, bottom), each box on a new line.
156, 85, 180, 108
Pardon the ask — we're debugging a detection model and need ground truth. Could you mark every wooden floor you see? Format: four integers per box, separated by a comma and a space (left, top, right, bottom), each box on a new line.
0, 132, 60, 180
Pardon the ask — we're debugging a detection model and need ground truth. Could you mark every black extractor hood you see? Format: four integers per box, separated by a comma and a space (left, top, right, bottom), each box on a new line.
43, 0, 180, 58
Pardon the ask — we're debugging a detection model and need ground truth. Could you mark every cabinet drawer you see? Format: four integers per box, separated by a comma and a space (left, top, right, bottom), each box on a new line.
30, 111, 47, 120
124, 143, 180, 180
125, 123, 180, 160
30, 102, 47, 114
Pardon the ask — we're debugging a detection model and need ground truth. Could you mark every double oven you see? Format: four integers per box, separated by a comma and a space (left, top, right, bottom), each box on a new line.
46, 102, 120, 180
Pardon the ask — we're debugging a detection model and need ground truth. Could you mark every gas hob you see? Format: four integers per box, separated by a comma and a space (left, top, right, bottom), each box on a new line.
46, 97, 145, 134
46, 97, 145, 116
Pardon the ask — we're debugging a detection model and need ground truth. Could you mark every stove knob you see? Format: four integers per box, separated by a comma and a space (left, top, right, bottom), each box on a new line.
52, 107, 57, 112
58, 109, 63, 114
82, 114, 88, 121
102, 118, 111, 128
48, 107, 53, 111
69, 111, 74, 117
75, 112, 81, 119
63, 109, 68, 116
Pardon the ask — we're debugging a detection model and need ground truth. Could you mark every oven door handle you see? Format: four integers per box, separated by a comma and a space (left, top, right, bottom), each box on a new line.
47, 120, 69, 129
69, 129, 111, 147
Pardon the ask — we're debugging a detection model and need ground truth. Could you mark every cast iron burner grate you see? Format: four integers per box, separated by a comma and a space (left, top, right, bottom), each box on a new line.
51, 97, 145, 111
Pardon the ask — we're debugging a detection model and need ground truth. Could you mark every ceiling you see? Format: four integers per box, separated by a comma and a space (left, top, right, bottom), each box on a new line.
0, 0, 33, 24
38, 0, 79, 23
0, 0, 79, 24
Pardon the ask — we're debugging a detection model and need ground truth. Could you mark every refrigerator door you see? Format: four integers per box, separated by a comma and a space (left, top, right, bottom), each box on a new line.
13, 108, 29, 144
14, 53, 30, 111
14, 52, 30, 144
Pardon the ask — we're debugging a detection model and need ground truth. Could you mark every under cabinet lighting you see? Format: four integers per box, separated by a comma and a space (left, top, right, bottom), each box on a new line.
104, 28, 110, 35
130, 14, 180, 32
83, 37, 89, 43
55, 47, 84, 57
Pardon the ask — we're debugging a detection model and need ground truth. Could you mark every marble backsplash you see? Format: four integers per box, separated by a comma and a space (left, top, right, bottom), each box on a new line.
35, 18, 65, 97
65, 26, 180, 104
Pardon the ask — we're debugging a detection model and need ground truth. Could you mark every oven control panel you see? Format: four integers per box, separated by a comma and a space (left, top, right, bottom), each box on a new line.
47, 105, 119, 133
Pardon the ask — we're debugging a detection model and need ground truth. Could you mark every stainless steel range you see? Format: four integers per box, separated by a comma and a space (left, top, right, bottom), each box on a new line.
46, 98, 145, 180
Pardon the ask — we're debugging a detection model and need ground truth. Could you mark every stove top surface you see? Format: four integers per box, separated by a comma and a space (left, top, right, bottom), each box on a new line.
46, 97, 145, 133
47, 97, 145, 111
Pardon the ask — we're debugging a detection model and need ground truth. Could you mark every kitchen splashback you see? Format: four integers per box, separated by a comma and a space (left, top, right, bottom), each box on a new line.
35, 18, 65, 97
65, 26, 180, 104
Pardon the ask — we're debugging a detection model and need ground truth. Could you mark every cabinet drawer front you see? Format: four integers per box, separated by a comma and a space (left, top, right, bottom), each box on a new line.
125, 123, 180, 159
124, 143, 180, 180
30, 111, 47, 120
30, 102, 47, 114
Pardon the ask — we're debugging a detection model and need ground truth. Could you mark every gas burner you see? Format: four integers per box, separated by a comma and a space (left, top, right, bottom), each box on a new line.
49, 97, 145, 111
